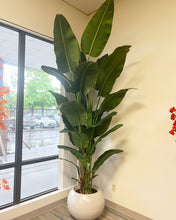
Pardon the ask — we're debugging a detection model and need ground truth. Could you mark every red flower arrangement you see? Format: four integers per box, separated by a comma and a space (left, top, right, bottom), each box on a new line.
0, 83, 9, 131
0, 75, 10, 190
169, 107, 176, 136
0, 178, 10, 190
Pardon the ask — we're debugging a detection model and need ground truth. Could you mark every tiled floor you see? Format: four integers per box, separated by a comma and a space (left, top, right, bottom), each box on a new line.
30, 200, 139, 220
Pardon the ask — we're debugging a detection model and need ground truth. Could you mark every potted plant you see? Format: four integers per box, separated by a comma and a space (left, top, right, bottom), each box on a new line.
42, 0, 131, 219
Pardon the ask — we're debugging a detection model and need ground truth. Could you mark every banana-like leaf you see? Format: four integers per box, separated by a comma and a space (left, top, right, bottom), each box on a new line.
54, 14, 80, 73
96, 46, 131, 97
58, 145, 88, 167
80, 51, 87, 63
95, 124, 123, 146
100, 89, 129, 114
60, 128, 70, 133
61, 114, 73, 130
79, 62, 98, 95
70, 131, 89, 149
41, 65, 72, 92
92, 149, 123, 175
89, 123, 122, 156
84, 112, 116, 138
74, 62, 96, 93
97, 54, 109, 64
60, 128, 89, 149
94, 112, 117, 137
49, 91, 68, 109
61, 101, 87, 126
81, 0, 114, 57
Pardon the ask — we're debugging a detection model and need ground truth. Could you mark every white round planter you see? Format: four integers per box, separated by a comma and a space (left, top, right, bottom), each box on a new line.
67, 186, 105, 220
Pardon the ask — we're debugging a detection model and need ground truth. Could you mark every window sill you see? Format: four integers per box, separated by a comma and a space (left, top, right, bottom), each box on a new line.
0, 186, 72, 220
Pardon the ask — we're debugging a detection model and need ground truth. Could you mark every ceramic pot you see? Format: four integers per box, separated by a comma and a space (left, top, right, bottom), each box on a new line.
67, 185, 105, 220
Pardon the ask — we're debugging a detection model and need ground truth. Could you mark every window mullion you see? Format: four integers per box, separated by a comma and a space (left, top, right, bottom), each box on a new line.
13, 31, 25, 204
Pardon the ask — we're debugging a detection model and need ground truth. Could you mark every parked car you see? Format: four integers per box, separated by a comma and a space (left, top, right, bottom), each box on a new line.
5, 116, 37, 130
34, 115, 56, 128
46, 114, 60, 127
23, 116, 37, 129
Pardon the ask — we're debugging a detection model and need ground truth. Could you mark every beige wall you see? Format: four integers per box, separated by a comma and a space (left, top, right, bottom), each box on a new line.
94, 0, 176, 219
0, 0, 88, 40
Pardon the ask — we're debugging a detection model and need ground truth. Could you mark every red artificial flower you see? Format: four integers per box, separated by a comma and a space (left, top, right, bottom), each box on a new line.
170, 107, 176, 113
0, 179, 10, 191
2, 184, 10, 190
2, 179, 8, 184
171, 113, 176, 120
169, 130, 175, 135
172, 126, 176, 132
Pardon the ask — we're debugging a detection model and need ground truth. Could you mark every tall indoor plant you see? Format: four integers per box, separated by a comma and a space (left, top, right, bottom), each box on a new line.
42, 0, 131, 218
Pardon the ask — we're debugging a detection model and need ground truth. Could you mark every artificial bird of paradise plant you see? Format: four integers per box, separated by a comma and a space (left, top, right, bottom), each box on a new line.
42, 0, 131, 194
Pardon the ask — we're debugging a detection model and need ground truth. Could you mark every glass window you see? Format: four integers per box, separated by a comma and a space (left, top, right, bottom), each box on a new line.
0, 26, 18, 165
22, 36, 60, 160
21, 160, 58, 199
0, 168, 14, 206
0, 24, 60, 208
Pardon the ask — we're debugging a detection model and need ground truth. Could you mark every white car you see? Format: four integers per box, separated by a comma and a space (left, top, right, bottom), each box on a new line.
34, 115, 56, 128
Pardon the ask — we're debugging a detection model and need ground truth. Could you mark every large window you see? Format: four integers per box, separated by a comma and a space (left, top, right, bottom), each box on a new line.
0, 23, 60, 208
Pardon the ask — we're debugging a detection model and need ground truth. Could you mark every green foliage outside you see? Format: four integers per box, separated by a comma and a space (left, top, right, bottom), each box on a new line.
24, 69, 58, 108
6, 69, 60, 110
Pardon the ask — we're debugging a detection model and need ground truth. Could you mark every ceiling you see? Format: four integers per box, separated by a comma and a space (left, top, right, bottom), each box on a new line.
63, 0, 105, 15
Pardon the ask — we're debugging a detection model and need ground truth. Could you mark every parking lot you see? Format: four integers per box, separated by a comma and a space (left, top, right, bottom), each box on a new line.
0, 127, 60, 206
0, 127, 60, 163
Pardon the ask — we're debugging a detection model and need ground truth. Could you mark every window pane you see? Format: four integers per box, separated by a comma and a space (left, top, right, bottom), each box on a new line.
0, 168, 14, 206
21, 160, 58, 199
22, 36, 60, 160
0, 26, 18, 165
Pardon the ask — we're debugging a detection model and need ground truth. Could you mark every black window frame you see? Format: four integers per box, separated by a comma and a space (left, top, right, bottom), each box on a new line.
0, 22, 59, 210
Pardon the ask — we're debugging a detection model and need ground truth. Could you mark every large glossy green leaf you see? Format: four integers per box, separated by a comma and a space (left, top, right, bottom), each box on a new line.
49, 91, 68, 109
54, 14, 80, 73
92, 149, 123, 175
95, 124, 123, 146
78, 62, 98, 95
74, 62, 98, 94
70, 131, 89, 149
94, 112, 117, 137
96, 46, 131, 97
81, 0, 114, 57
61, 114, 73, 130
97, 54, 109, 64
41, 65, 72, 92
100, 89, 129, 114
61, 101, 87, 126
90, 124, 123, 156
80, 51, 87, 63
58, 145, 88, 167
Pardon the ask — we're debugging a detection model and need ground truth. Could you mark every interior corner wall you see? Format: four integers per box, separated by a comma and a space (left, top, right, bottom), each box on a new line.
0, 0, 88, 214
94, 0, 176, 220
1, 0, 176, 219
0, 0, 88, 40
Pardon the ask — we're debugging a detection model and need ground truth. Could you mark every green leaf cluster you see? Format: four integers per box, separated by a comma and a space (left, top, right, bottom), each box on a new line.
42, 0, 131, 194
